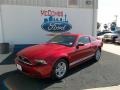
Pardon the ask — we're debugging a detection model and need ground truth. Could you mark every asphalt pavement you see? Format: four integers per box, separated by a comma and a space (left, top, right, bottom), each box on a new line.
0, 44, 120, 90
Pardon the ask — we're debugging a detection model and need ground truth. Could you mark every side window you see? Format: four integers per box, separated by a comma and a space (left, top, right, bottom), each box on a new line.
118, 31, 120, 34
78, 37, 90, 44
115, 30, 120, 34
91, 37, 96, 42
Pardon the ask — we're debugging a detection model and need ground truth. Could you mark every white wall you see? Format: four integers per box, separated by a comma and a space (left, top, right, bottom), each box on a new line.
0, 14, 3, 43
1, 0, 98, 9
1, 5, 95, 44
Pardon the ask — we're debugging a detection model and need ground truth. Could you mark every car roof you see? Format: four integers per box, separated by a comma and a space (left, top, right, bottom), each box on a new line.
62, 33, 84, 37
47, 33, 91, 37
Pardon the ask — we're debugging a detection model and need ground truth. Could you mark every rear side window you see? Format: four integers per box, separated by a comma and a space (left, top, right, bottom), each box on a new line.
78, 36, 90, 44
90, 37, 96, 42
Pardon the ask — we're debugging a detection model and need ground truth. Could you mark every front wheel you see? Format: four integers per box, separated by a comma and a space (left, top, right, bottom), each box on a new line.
94, 49, 101, 61
52, 59, 68, 80
112, 37, 116, 43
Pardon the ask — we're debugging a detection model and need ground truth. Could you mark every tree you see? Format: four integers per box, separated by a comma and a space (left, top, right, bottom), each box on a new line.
97, 22, 101, 30
110, 22, 116, 31
104, 24, 108, 30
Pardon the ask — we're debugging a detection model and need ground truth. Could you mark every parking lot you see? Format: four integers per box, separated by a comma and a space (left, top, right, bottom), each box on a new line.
0, 43, 120, 90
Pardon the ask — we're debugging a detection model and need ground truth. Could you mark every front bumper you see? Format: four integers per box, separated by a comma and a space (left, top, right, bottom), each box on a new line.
103, 37, 112, 41
15, 58, 52, 78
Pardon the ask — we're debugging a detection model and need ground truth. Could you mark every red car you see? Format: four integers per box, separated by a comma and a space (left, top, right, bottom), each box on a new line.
15, 33, 103, 80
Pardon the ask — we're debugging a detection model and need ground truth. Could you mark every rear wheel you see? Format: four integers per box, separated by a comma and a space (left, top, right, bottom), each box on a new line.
52, 59, 68, 80
94, 49, 101, 61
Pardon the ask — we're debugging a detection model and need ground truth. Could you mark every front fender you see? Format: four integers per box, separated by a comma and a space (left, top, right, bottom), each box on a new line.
46, 53, 69, 67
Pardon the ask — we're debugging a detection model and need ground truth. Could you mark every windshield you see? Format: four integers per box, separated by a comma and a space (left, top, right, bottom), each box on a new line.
48, 35, 77, 46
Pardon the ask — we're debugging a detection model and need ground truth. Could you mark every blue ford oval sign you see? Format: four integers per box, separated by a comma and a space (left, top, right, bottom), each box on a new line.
41, 10, 72, 33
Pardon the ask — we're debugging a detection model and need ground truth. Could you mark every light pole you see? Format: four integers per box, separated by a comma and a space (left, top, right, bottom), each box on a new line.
114, 15, 118, 26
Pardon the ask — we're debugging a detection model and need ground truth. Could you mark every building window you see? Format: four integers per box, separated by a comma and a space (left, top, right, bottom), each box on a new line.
68, 0, 78, 7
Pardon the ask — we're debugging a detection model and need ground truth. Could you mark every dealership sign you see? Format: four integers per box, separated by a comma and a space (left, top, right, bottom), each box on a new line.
41, 10, 72, 33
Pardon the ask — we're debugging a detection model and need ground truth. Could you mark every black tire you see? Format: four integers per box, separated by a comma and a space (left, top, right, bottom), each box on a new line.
112, 38, 115, 43
112, 37, 116, 43
52, 59, 68, 80
93, 49, 101, 61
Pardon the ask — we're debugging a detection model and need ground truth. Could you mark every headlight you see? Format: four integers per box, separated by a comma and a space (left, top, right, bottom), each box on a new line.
111, 35, 114, 37
35, 60, 47, 65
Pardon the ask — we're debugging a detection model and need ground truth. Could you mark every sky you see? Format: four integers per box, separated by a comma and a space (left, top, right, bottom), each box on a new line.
98, 0, 120, 27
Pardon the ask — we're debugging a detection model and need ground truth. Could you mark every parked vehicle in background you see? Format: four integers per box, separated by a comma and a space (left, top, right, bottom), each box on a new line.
15, 33, 103, 80
115, 37, 120, 44
97, 30, 112, 41
97, 30, 112, 36
103, 30, 120, 43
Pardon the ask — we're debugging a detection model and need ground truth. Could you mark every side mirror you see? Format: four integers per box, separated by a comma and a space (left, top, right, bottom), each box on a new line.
76, 42, 84, 49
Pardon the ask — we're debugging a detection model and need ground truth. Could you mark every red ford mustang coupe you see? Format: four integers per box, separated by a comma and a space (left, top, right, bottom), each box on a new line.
15, 33, 103, 80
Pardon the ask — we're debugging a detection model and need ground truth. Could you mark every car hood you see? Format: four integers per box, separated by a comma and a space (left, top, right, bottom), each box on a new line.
104, 33, 117, 36
17, 43, 70, 60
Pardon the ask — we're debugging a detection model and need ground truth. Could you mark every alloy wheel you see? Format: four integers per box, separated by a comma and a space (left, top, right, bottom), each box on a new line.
95, 49, 101, 61
55, 61, 67, 78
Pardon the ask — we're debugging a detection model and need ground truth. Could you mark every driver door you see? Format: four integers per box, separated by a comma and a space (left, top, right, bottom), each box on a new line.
70, 36, 92, 66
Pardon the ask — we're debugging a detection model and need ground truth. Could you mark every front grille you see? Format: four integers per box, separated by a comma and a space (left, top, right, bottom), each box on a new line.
104, 35, 111, 38
18, 56, 32, 65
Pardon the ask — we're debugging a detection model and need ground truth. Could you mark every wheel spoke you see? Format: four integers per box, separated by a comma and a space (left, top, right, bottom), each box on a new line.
55, 61, 67, 78
96, 50, 101, 60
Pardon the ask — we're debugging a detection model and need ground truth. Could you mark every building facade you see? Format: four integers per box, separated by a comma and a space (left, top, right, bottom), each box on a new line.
0, 0, 98, 8
0, 0, 98, 51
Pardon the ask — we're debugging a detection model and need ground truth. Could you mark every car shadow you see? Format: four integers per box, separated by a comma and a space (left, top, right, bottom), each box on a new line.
66, 59, 97, 77
114, 42, 120, 46
0, 59, 96, 90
